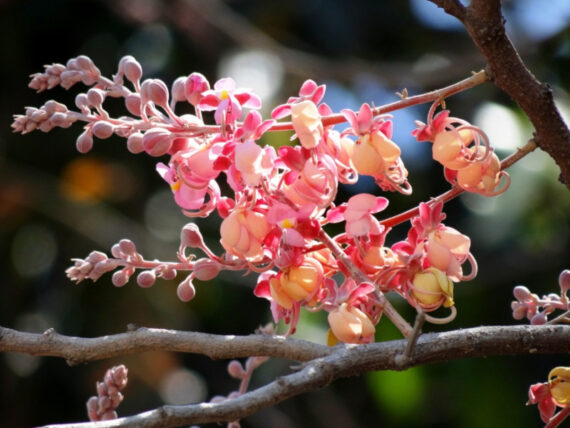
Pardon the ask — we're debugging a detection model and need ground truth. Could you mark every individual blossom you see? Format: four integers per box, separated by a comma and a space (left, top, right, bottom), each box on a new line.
410, 267, 454, 310
426, 224, 473, 281
326, 193, 388, 238
452, 149, 510, 196
198, 77, 261, 126
220, 208, 271, 262
528, 367, 570, 425
269, 256, 324, 309
343, 104, 409, 194
327, 302, 376, 344
290, 100, 324, 150
271, 79, 326, 120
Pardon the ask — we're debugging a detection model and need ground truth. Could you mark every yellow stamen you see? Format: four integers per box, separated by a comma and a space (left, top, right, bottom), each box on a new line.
220, 90, 229, 100
282, 218, 294, 228
170, 180, 181, 192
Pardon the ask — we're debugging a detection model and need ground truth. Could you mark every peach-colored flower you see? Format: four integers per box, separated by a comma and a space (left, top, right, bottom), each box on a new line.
220, 208, 270, 261
549, 367, 570, 405
411, 267, 454, 310
234, 139, 275, 186
427, 226, 471, 281
291, 100, 323, 149
456, 150, 505, 195
432, 129, 474, 170
283, 156, 337, 211
351, 131, 401, 177
269, 257, 324, 309
327, 303, 375, 344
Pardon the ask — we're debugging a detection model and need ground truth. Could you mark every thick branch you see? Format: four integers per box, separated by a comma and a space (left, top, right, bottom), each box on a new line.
37, 324, 570, 427
430, 0, 570, 188
0, 326, 331, 364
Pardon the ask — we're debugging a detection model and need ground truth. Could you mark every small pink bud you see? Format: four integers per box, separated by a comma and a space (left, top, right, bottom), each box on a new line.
160, 267, 177, 280
177, 276, 196, 302
559, 269, 570, 294
227, 360, 245, 379
142, 128, 172, 157
531, 312, 548, 325
50, 112, 70, 127
513, 285, 532, 301
180, 223, 205, 249
119, 56, 142, 84
111, 243, 123, 258
184, 72, 210, 106
75, 55, 97, 73
87, 88, 106, 107
118, 239, 137, 255
92, 122, 114, 139
75, 93, 89, 108
86, 251, 108, 264
112, 270, 129, 287
125, 94, 142, 116
193, 258, 221, 281
76, 131, 94, 153
127, 132, 144, 154
137, 270, 156, 288
141, 79, 169, 107
171, 77, 187, 103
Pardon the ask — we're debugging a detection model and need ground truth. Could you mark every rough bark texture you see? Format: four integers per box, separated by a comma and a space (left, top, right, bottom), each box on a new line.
430, 0, 570, 188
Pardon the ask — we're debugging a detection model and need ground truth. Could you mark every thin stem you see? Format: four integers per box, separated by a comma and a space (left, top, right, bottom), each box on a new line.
545, 407, 570, 428
269, 70, 487, 132
380, 139, 538, 229
317, 228, 413, 337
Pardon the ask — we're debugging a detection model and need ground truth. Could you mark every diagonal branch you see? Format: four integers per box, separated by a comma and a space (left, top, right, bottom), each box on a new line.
35, 324, 570, 427
429, 0, 570, 189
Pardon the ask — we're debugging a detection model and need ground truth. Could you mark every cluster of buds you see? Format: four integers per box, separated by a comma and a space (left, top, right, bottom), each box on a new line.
528, 367, 570, 425
511, 269, 570, 324
86, 365, 128, 421
14, 55, 509, 345
413, 102, 510, 196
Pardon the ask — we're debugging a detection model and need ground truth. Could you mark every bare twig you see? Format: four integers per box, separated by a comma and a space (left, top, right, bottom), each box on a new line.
34, 324, 570, 427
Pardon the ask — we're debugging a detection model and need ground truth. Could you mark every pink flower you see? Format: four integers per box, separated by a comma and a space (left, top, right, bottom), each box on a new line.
234, 139, 276, 187
528, 382, 556, 423
271, 79, 326, 120
327, 193, 388, 238
426, 225, 471, 281
198, 77, 261, 125
269, 256, 324, 309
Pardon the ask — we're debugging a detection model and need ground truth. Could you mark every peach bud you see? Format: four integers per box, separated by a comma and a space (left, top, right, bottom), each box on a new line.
351, 131, 400, 176
327, 303, 375, 344
269, 257, 323, 309
457, 151, 501, 193
220, 209, 270, 261
291, 100, 323, 149
432, 129, 473, 170
549, 367, 570, 405
412, 267, 454, 309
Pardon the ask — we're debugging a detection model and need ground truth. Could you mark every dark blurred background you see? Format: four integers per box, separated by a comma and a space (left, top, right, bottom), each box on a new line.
1, 0, 569, 427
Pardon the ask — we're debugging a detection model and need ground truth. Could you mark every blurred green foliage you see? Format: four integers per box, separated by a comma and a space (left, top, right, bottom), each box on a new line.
0, 0, 569, 427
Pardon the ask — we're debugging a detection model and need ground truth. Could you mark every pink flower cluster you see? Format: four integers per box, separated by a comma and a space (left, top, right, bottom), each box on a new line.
413, 103, 510, 196
14, 55, 513, 344
86, 365, 128, 421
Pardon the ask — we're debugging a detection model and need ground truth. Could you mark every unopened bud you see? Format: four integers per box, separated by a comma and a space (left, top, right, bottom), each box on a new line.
530, 312, 547, 325
180, 223, 205, 249
112, 270, 130, 287
50, 112, 70, 127
227, 360, 245, 379
171, 77, 187, 103
559, 269, 570, 295
193, 258, 221, 281
177, 276, 196, 302
513, 285, 532, 302
76, 131, 94, 153
142, 128, 172, 157
125, 94, 142, 116
160, 267, 177, 281
137, 270, 156, 288
118, 239, 137, 256
119, 56, 142, 84
184, 72, 210, 106
92, 122, 114, 139
127, 132, 144, 154
75, 93, 90, 111
141, 79, 169, 107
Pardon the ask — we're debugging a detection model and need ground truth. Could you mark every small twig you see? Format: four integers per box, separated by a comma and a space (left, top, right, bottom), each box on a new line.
395, 310, 426, 368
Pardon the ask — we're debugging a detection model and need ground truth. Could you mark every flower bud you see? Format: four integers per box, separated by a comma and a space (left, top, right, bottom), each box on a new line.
171, 76, 187, 103
513, 285, 533, 301
137, 270, 156, 288
411, 267, 454, 309
112, 270, 129, 287
127, 132, 144, 154
549, 367, 570, 405
118, 239, 137, 256
177, 276, 196, 302
180, 223, 206, 249
92, 122, 114, 139
76, 131, 94, 153
160, 267, 177, 281
119, 56, 142, 84
143, 128, 172, 157
141, 78, 169, 107
124, 94, 142, 116
327, 303, 375, 344
559, 269, 570, 295
531, 312, 547, 325
184, 72, 210, 106
87, 88, 106, 108
227, 360, 245, 379
193, 258, 221, 281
